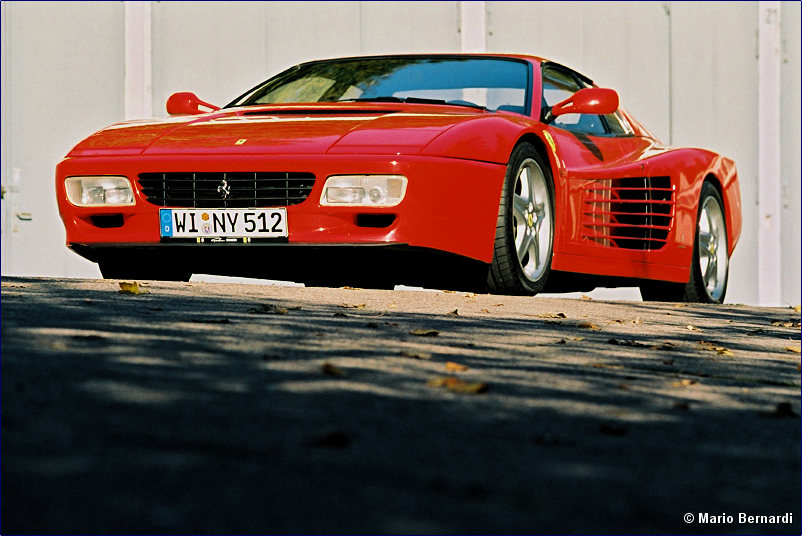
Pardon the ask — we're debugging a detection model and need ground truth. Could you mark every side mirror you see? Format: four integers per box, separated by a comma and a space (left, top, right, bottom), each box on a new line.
166, 92, 221, 115
546, 87, 619, 122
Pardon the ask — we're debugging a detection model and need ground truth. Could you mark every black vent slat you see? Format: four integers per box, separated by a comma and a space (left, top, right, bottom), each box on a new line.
580, 176, 675, 251
138, 172, 315, 208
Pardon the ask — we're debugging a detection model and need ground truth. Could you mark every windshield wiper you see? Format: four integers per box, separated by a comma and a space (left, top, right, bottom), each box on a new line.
337, 96, 487, 111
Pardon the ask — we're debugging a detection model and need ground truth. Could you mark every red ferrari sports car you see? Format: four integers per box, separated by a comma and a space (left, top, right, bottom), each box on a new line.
56, 54, 741, 302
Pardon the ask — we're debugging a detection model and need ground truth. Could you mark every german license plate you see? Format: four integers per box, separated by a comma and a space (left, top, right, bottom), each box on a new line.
159, 208, 287, 238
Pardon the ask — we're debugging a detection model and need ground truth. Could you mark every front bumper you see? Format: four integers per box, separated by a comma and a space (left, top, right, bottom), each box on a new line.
56, 154, 506, 264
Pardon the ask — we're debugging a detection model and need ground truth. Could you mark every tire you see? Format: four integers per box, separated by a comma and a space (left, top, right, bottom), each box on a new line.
487, 143, 554, 295
98, 258, 192, 282
640, 181, 729, 303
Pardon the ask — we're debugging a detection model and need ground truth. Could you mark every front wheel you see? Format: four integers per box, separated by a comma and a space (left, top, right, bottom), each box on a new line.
487, 143, 554, 295
640, 182, 729, 303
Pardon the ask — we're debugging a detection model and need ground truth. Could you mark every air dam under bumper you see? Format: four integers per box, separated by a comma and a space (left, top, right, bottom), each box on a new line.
69, 242, 490, 290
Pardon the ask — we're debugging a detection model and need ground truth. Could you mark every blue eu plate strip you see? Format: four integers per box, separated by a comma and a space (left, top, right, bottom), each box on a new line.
160, 209, 173, 237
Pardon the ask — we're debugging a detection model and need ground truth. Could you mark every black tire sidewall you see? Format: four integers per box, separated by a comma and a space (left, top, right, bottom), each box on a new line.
689, 182, 729, 303
501, 144, 555, 294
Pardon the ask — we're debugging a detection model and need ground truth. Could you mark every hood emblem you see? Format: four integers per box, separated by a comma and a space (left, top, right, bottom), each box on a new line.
235, 138, 247, 145
217, 179, 231, 199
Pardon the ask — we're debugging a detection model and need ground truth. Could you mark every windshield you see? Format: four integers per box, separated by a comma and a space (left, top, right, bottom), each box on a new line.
227, 56, 531, 114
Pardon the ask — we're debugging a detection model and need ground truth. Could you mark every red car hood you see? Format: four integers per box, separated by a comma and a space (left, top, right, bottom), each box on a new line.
67, 104, 488, 157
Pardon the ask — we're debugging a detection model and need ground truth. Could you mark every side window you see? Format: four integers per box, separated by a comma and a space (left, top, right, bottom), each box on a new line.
541, 67, 606, 135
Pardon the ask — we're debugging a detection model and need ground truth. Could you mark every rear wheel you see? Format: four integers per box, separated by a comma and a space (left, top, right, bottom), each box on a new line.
640, 182, 728, 303
487, 143, 554, 295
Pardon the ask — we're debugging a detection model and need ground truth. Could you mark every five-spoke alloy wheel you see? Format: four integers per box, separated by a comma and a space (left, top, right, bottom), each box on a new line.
488, 143, 554, 295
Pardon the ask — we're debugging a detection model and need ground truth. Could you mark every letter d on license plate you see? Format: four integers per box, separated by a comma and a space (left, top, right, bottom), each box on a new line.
160, 208, 288, 238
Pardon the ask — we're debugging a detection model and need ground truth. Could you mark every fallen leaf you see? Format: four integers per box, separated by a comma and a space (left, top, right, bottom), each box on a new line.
118, 281, 147, 295
388, 302, 398, 309
794, 304, 801, 313
365, 322, 379, 329
400, 350, 432, 360
537, 312, 567, 319
580, 295, 593, 301
341, 286, 360, 290
447, 381, 488, 394
447, 308, 460, 316
339, 303, 366, 309
427, 376, 488, 394
672, 378, 698, 387
618, 383, 630, 390
426, 377, 453, 388
632, 318, 642, 324
332, 311, 348, 318
322, 362, 345, 377
249, 303, 289, 315
652, 341, 677, 351
672, 303, 688, 308
409, 329, 439, 337
480, 308, 491, 314
442, 289, 456, 293
748, 328, 767, 336
784, 346, 801, 354
189, 317, 231, 324
464, 293, 476, 298
771, 320, 801, 328
686, 324, 701, 331
716, 348, 735, 356
578, 322, 601, 331
383, 321, 399, 326
607, 338, 649, 348
445, 361, 469, 372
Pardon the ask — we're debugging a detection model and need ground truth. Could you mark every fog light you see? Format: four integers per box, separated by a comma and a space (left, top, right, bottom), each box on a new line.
320, 175, 407, 207
65, 176, 135, 207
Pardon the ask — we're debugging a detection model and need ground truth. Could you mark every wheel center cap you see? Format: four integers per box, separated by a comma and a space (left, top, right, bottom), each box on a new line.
527, 213, 534, 227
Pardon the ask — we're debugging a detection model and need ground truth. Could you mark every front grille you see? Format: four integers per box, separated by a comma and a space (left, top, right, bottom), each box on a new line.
137, 172, 316, 208
580, 176, 674, 250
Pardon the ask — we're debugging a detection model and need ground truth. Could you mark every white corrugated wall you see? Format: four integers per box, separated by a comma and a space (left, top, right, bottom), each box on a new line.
1, 1, 799, 305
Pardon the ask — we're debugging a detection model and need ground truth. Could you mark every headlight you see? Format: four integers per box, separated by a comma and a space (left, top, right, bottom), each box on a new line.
320, 175, 407, 207
65, 176, 135, 207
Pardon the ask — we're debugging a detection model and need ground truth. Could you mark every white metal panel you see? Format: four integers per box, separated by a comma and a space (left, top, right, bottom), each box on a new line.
486, 2, 670, 142
757, 1, 782, 306
124, 1, 152, 120
151, 2, 267, 113
780, 0, 801, 304
2, 1, 124, 277
263, 1, 361, 74
671, 2, 760, 305
360, 2, 461, 53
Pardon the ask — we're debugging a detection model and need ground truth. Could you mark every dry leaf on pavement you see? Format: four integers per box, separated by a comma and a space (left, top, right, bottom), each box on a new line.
409, 329, 439, 337
118, 281, 147, 295
784, 346, 801, 354
578, 322, 601, 330
400, 350, 432, 360
686, 324, 701, 331
537, 312, 567, 319
445, 361, 469, 372
322, 362, 345, 377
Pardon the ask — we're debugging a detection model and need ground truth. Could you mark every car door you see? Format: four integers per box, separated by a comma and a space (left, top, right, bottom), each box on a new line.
541, 64, 676, 279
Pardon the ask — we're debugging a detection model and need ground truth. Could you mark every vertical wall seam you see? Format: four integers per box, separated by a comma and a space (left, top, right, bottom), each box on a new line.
124, 1, 152, 119
459, 1, 486, 53
757, 1, 782, 305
